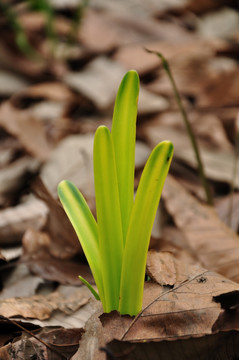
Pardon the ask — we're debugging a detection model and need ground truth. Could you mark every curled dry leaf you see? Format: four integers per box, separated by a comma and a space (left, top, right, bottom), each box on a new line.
163, 175, 239, 283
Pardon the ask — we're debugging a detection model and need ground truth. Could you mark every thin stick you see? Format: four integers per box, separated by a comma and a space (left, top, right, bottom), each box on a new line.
0, 315, 67, 359
146, 49, 213, 205
228, 115, 239, 226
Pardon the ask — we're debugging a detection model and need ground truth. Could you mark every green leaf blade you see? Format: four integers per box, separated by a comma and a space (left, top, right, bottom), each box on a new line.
57, 180, 104, 305
119, 141, 174, 315
78, 276, 100, 300
94, 126, 124, 312
111, 70, 139, 244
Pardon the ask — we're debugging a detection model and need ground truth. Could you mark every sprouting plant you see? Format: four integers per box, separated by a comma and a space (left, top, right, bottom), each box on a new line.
58, 70, 173, 316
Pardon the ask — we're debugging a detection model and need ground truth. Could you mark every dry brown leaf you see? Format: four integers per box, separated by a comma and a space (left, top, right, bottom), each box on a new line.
0, 137, 22, 168
40, 133, 95, 204
106, 331, 239, 360
163, 175, 239, 282
81, 6, 195, 43
0, 156, 40, 208
0, 102, 52, 161
0, 264, 43, 300
22, 229, 92, 285
103, 270, 239, 341
31, 178, 81, 258
147, 250, 177, 286
215, 193, 239, 232
153, 111, 233, 151
197, 7, 239, 39
0, 326, 84, 360
0, 43, 46, 77
147, 47, 238, 108
77, 266, 239, 360
184, 0, 234, 15
63, 56, 168, 114
79, 9, 121, 53
1, 245, 22, 261
146, 245, 201, 287
113, 40, 212, 77
0, 199, 47, 245
0, 70, 28, 97
142, 119, 238, 187
198, 66, 239, 108
12, 82, 74, 104
0, 286, 90, 321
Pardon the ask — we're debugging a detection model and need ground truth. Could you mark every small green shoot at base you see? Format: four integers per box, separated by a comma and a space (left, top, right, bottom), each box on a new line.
58, 70, 173, 316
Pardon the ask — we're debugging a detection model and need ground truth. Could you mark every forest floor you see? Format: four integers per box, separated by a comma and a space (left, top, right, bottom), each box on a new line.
0, 0, 239, 359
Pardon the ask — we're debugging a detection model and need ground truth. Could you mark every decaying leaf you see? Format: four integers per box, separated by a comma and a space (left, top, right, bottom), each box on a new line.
31, 178, 81, 258
106, 331, 239, 360
215, 193, 239, 232
0, 263, 44, 300
0, 156, 40, 208
40, 133, 95, 202
0, 326, 84, 360
142, 118, 238, 187
0, 70, 28, 97
78, 266, 239, 360
64, 56, 168, 114
22, 229, 92, 285
147, 250, 177, 286
0, 286, 90, 321
163, 175, 239, 283
0, 198, 47, 245
0, 102, 52, 161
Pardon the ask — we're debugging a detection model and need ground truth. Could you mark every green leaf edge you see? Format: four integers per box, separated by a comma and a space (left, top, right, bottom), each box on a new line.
112, 70, 139, 244
93, 125, 124, 312
119, 140, 174, 315
78, 275, 100, 300
57, 180, 105, 308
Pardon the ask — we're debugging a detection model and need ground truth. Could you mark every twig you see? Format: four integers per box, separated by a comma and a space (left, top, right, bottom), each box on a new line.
227, 114, 239, 227
145, 49, 213, 205
0, 315, 67, 359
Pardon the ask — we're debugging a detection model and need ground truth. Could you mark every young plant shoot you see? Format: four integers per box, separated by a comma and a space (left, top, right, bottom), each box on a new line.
58, 70, 173, 316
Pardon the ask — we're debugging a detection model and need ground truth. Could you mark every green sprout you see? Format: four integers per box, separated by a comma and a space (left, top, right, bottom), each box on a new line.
58, 70, 173, 316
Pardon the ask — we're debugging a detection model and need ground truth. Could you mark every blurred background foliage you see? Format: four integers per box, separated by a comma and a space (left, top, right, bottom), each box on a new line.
0, 0, 89, 58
